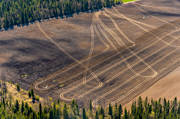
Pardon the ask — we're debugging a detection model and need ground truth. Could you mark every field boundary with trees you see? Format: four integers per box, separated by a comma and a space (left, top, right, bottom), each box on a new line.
0, 0, 122, 30
0, 81, 180, 118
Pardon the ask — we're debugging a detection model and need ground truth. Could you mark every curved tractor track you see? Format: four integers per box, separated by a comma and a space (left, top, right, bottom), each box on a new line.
34, 0, 180, 107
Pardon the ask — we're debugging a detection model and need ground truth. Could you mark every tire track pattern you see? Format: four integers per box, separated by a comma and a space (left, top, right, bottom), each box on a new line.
35, 0, 180, 107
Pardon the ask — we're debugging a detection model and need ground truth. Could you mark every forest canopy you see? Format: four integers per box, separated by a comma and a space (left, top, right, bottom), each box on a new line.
0, 0, 121, 30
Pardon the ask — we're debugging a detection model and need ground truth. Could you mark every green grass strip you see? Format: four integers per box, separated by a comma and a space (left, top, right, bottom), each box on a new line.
122, 0, 136, 3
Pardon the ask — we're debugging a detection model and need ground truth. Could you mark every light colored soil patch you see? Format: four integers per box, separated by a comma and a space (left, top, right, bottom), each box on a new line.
0, 53, 12, 64
125, 66, 180, 109
140, 66, 180, 99
78, 41, 91, 50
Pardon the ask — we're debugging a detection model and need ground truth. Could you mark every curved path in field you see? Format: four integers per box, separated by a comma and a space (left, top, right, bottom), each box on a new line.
34, 0, 180, 107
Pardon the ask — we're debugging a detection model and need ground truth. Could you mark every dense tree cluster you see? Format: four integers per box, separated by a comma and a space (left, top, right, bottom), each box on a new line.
127, 97, 180, 119
1, 81, 180, 118
0, 0, 121, 30
1, 93, 180, 118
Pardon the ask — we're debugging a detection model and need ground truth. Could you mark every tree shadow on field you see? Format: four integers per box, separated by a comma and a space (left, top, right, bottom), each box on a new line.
0, 37, 88, 88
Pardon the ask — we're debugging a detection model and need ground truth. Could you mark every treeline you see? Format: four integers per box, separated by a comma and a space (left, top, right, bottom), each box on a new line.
0, 0, 121, 30
1, 82, 180, 118
1, 88, 180, 118
1, 96, 180, 119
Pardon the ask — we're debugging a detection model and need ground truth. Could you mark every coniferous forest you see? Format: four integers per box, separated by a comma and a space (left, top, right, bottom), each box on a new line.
1, 93, 180, 119
0, 82, 180, 119
0, 0, 121, 30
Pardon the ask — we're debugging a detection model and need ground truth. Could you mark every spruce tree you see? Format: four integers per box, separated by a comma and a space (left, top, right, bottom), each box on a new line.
63, 104, 69, 119
49, 110, 54, 119
118, 104, 122, 119
89, 100, 93, 112
21, 101, 24, 113
100, 106, 105, 118
108, 104, 113, 118
39, 103, 42, 118
95, 111, 99, 119
16, 84, 20, 92
124, 108, 128, 119
82, 108, 87, 119
14, 100, 19, 113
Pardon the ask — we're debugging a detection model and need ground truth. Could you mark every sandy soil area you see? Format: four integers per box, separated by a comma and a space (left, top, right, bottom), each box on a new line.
140, 66, 180, 99
125, 66, 180, 109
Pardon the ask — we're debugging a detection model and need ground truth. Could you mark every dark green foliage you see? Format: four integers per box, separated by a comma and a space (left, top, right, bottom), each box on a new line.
109, 104, 113, 117
28, 91, 31, 98
16, 84, 20, 92
0, 85, 180, 119
82, 108, 87, 119
0, 0, 122, 30
39, 103, 42, 118
21, 101, 24, 113
95, 111, 99, 119
14, 100, 19, 113
124, 108, 128, 119
28, 89, 37, 103
31, 89, 34, 98
118, 104, 122, 119
100, 106, 105, 118
49, 110, 54, 119
89, 100, 93, 112
63, 104, 69, 119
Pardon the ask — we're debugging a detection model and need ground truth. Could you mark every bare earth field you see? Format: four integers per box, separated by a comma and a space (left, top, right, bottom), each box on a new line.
125, 67, 180, 109
0, 0, 180, 107
140, 67, 180, 100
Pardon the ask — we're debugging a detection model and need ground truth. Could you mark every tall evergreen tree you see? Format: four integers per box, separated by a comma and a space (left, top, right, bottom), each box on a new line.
63, 104, 69, 119
39, 103, 42, 118
89, 100, 93, 112
21, 101, 24, 113
118, 104, 122, 119
14, 100, 19, 113
108, 104, 113, 118
95, 111, 99, 119
82, 108, 87, 119
124, 108, 128, 119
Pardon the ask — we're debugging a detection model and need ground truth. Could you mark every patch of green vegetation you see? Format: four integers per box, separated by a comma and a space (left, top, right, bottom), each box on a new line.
122, 0, 136, 3
1, 81, 180, 119
59, 83, 64, 88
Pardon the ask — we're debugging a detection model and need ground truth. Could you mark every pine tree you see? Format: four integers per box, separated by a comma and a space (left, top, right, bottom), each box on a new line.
31, 89, 34, 98
114, 103, 118, 119
82, 108, 87, 119
28, 91, 31, 98
131, 102, 136, 116
108, 104, 113, 118
124, 108, 128, 119
49, 110, 54, 119
178, 102, 180, 115
95, 111, 99, 119
100, 106, 105, 118
89, 100, 93, 112
63, 104, 69, 119
39, 103, 42, 118
21, 101, 24, 113
118, 104, 122, 119
14, 100, 19, 113
16, 84, 20, 92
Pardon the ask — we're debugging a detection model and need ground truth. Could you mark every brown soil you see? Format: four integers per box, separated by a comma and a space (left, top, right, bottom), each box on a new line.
125, 66, 180, 109
140, 67, 180, 99
0, 0, 179, 108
